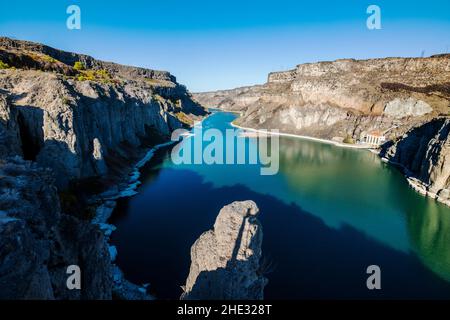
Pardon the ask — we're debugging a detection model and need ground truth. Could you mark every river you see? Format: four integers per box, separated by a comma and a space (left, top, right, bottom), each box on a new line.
110, 111, 450, 299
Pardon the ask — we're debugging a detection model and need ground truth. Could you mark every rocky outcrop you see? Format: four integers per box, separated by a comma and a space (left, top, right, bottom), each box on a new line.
0, 157, 112, 299
181, 201, 267, 300
0, 38, 207, 188
384, 98, 433, 119
381, 118, 450, 205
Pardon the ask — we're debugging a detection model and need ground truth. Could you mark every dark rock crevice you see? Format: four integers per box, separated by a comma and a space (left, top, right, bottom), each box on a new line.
16, 108, 44, 161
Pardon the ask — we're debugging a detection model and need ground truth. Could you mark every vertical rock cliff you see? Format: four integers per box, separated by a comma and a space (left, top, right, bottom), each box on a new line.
381, 118, 450, 205
182, 201, 267, 300
0, 37, 207, 188
0, 37, 207, 299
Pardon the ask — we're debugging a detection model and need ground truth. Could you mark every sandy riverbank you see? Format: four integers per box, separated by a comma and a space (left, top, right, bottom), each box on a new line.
230, 122, 375, 150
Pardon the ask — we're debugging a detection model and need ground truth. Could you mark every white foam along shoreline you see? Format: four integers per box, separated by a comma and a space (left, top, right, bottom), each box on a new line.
230, 122, 375, 150
96, 110, 217, 212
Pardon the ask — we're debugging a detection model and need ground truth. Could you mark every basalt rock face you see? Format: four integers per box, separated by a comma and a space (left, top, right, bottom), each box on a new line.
0, 37, 207, 188
0, 38, 206, 300
194, 55, 449, 142
182, 201, 267, 300
381, 118, 450, 205
0, 157, 112, 299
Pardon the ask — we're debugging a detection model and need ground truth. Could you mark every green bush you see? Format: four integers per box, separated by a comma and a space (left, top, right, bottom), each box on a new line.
0, 60, 10, 69
42, 55, 58, 63
73, 61, 85, 71
75, 69, 112, 83
62, 97, 70, 105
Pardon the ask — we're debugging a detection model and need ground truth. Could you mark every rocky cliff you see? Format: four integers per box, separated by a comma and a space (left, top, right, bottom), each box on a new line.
194, 55, 449, 141
194, 55, 450, 204
381, 118, 450, 206
0, 157, 111, 299
181, 201, 267, 300
0, 37, 207, 188
0, 38, 207, 299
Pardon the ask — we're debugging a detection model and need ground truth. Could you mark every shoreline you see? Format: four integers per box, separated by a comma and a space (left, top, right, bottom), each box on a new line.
230, 122, 375, 150
380, 156, 450, 207
91, 139, 177, 300
91, 113, 214, 299
93, 110, 215, 222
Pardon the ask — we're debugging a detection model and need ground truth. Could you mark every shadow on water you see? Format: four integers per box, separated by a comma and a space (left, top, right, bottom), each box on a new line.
110, 159, 450, 300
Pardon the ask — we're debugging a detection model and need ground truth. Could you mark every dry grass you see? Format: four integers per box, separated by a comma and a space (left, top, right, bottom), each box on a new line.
145, 78, 175, 87
175, 111, 194, 126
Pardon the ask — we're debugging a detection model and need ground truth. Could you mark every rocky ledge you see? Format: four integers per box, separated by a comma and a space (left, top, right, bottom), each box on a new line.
181, 201, 267, 300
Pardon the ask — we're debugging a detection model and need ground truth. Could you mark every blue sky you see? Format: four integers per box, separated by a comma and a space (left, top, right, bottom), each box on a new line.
1, 0, 449, 91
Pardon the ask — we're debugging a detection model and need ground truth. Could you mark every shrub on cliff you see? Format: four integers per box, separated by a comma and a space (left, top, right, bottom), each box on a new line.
0, 60, 10, 69
175, 111, 194, 126
76, 69, 112, 83
73, 61, 85, 71
41, 54, 58, 64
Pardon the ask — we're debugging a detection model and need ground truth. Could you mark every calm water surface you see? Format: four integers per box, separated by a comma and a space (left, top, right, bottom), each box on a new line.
110, 111, 450, 299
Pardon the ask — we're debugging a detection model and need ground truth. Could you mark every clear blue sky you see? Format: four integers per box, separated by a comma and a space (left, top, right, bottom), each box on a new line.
1, 0, 449, 92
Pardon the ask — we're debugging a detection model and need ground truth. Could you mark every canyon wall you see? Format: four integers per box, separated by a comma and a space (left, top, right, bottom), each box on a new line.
195, 56, 449, 138
0, 38, 206, 188
0, 38, 206, 299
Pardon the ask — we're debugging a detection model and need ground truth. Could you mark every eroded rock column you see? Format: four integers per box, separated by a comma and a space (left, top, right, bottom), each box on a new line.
181, 200, 267, 300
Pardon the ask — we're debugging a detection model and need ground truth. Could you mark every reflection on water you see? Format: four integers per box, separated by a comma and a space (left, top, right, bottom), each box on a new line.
111, 111, 450, 299
407, 203, 450, 282
278, 128, 450, 281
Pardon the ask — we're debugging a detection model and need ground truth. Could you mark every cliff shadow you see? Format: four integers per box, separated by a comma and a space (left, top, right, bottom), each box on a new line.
15, 105, 44, 161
